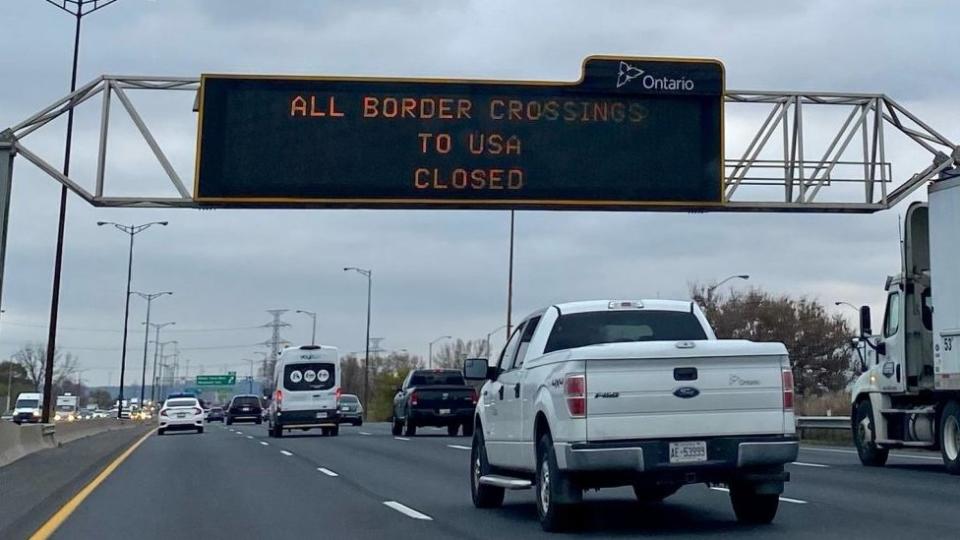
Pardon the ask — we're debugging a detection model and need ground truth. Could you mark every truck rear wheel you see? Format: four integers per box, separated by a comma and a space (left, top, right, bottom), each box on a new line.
470, 428, 504, 508
853, 400, 888, 467
729, 484, 779, 524
462, 421, 474, 437
391, 418, 403, 436
404, 421, 417, 437
447, 424, 460, 436
536, 434, 580, 532
940, 400, 960, 475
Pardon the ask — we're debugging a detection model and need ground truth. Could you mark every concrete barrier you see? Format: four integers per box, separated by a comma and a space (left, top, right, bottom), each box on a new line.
0, 418, 144, 467
0, 422, 56, 467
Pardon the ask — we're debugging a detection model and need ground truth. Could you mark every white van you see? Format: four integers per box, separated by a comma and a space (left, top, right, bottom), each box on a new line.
267, 345, 341, 438
13, 392, 43, 424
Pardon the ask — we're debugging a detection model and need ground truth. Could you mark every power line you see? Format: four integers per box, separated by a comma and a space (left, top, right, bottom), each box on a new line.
0, 321, 264, 333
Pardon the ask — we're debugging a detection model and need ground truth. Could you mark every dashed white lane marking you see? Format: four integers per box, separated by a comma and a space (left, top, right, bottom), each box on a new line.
447, 444, 471, 451
802, 446, 942, 461
791, 462, 829, 468
394, 437, 410, 441
383, 501, 433, 520
359, 432, 372, 436
280, 450, 293, 456
246, 435, 254, 440
317, 467, 339, 477
709, 487, 807, 504
235, 431, 244, 435
260, 441, 269, 446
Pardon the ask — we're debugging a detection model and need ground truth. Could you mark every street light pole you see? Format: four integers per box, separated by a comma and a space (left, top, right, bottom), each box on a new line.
428, 335, 452, 369
133, 292, 172, 406
485, 324, 508, 358
147, 321, 175, 403
296, 310, 318, 345
706, 274, 750, 304
835, 301, 860, 314
98, 221, 167, 419
151, 339, 177, 402
344, 267, 372, 414
40, 0, 124, 425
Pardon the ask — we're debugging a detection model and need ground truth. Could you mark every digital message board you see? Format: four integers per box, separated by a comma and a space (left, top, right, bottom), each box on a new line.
195, 56, 724, 209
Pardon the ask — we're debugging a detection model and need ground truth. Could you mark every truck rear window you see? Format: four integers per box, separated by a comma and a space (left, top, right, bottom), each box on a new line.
284, 362, 336, 391
410, 372, 465, 386
544, 310, 707, 353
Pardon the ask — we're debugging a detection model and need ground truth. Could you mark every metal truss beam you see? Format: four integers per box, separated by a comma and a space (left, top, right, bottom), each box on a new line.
4, 76, 958, 212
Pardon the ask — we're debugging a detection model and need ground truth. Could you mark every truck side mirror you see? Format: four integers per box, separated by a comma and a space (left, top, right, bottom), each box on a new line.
463, 358, 490, 380
859, 305, 872, 337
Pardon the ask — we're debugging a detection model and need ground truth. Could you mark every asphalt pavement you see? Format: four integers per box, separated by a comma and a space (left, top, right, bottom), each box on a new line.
41, 422, 960, 539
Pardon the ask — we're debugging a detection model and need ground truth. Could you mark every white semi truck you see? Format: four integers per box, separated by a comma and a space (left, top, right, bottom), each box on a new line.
850, 169, 960, 474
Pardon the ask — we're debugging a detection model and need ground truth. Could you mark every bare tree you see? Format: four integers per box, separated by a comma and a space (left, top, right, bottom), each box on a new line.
690, 284, 855, 396
13, 343, 79, 392
433, 339, 487, 369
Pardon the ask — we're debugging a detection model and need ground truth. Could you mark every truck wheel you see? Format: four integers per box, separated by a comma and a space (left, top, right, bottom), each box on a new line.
940, 400, 960, 475
447, 424, 460, 436
391, 418, 403, 436
226, 418, 233, 426
853, 400, 888, 467
330, 425, 340, 437
404, 421, 417, 437
536, 434, 579, 532
729, 483, 779, 524
470, 428, 504, 508
462, 421, 474, 437
632, 484, 679, 503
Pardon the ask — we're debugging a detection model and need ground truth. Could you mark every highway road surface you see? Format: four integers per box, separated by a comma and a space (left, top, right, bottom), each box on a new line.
42, 422, 959, 539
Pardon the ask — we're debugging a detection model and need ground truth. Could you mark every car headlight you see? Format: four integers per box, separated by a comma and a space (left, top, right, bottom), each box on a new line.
33, 411, 41, 417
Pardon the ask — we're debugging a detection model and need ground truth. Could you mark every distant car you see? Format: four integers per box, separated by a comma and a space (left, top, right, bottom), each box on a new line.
206, 406, 225, 423
226, 395, 263, 425
108, 407, 132, 420
158, 397, 204, 435
338, 394, 363, 426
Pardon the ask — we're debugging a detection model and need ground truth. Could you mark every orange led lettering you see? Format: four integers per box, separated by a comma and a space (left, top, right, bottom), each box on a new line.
290, 96, 307, 117
363, 97, 378, 117
414, 169, 430, 188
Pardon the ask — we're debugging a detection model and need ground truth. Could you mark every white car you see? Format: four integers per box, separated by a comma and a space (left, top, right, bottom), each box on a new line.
158, 397, 205, 435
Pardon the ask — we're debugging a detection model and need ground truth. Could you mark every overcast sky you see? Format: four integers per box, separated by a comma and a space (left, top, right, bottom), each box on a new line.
0, 0, 956, 387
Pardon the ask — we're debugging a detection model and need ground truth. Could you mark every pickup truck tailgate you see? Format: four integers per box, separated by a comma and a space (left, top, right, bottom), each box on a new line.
583, 341, 788, 441
413, 386, 475, 411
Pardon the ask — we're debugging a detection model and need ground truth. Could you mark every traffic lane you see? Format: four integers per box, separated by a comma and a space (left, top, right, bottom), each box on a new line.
252, 425, 819, 538
51, 424, 434, 540
0, 425, 152, 540
784, 447, 960, 537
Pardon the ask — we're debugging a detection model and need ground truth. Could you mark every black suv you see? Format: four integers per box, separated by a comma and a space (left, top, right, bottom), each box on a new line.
225, 395, 263, 425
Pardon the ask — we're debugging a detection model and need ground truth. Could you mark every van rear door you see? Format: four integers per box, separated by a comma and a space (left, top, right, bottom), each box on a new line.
281, 361, 338, 411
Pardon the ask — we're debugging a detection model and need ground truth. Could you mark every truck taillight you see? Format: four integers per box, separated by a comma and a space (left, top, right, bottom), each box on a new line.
564, 374, 586, 418
410, 391, 418, 406
470, 388, 478, 405
335, 387, 342, 403
782, 369, 794, 411
275, 389, 283, 407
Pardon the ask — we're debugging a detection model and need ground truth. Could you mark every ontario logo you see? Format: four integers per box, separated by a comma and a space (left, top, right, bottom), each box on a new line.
616, 60, 695, 91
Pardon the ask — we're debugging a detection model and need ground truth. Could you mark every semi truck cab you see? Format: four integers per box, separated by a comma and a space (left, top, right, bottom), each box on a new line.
851, 171, 960, 474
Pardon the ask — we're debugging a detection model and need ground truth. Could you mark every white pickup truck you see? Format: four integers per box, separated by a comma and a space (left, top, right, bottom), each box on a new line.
464, 299, 798, 531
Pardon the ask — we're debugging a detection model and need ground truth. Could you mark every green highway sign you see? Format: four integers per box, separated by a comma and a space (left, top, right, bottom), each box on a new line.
195, 56, 724, 210
196, 374, 237, 386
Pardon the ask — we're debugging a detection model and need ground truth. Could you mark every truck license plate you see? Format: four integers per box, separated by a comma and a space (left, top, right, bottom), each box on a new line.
439, 409, 451, 415
669, 441, 707, 463
316, 412, 328, 419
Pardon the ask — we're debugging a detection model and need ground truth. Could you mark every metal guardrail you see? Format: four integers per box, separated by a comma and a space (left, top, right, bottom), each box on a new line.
796, 416, 851, 430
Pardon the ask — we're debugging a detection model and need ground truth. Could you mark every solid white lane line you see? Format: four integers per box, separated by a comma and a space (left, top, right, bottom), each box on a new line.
383, 501, 433, 520
280, 450, 293, 456
260, 441, 269, 446
447, 444, 471, 451
710, 486, 806, 504
317, 467, 339, 477
803, 446, 943, 461
394, 437, 410, 441
791, 462, 829, 468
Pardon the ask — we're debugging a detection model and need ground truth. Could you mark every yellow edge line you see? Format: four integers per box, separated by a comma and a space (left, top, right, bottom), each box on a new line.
29, 429, 153, 540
